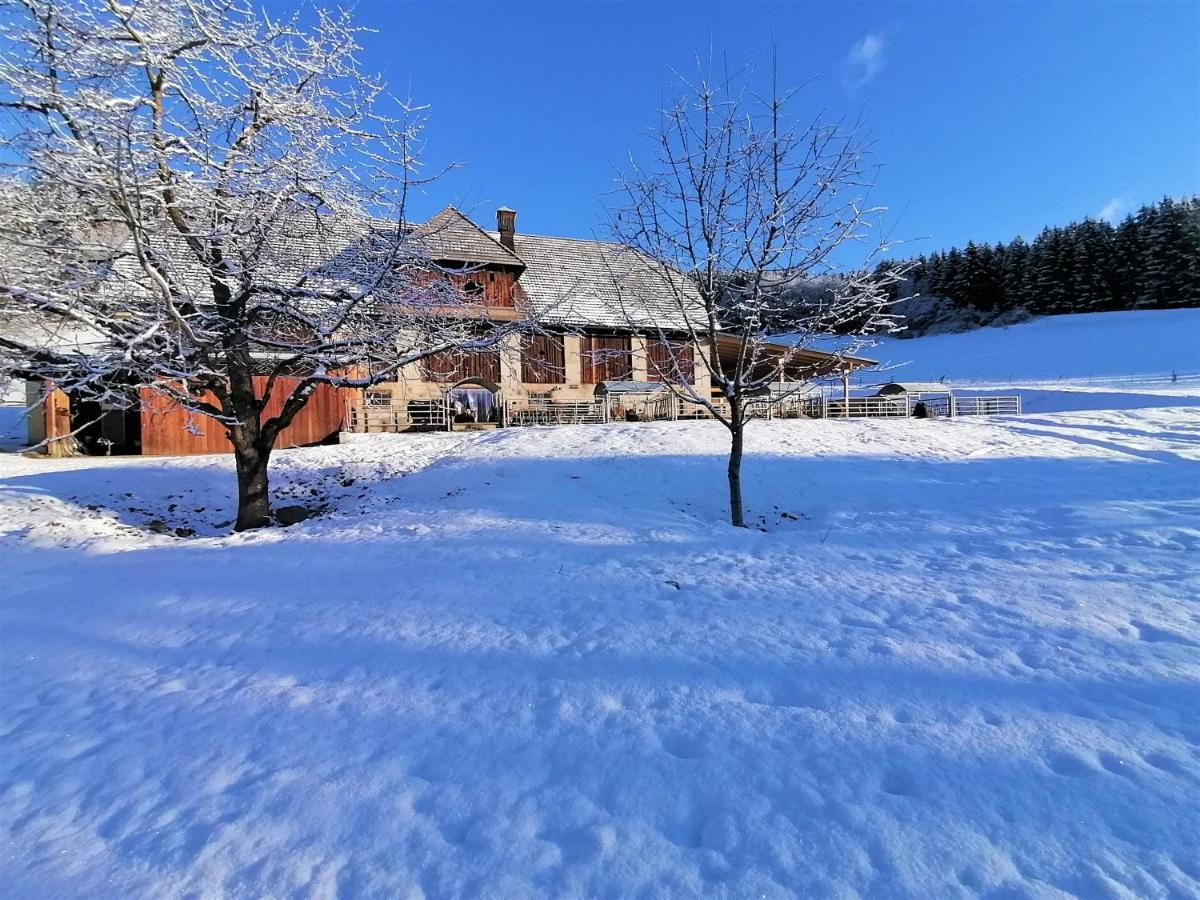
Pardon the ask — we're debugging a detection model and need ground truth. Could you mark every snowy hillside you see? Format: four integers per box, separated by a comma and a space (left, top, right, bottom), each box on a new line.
0, 405, 25, 451
3, 410, 1199, 897
871, 307, 1200, 385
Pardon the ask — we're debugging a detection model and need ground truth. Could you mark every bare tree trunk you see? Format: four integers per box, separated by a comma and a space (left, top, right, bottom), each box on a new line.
226, 354, 273, 531
727, 400, 746, 528
231, 431, 272, 531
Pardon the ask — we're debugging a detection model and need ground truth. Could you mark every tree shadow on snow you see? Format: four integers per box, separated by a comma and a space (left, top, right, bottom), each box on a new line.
4, 442, 1199, 895
1, 438, 1197, 542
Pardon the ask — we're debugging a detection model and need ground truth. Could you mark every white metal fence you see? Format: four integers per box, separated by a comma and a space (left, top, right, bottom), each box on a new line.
504, 398, 609, 426
347, 388, 1022, 432
952, 396, 1022, 416
346, 397, 448, 431
815, 393, 1021, 418
824, 397, 911, 418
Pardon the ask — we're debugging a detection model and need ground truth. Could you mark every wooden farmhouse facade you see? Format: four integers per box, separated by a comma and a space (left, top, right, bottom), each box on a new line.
348, 206, 716, 433
346, 207, 875, 434
24, 205, 875, 456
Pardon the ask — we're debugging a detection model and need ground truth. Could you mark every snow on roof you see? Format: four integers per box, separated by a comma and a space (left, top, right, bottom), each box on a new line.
17, 203, 720, 364
105, 212, 388, 307
765, 381, 822, 396
411, 207, 524, 269
487, 231, 706, 331
94, 207, 702, 333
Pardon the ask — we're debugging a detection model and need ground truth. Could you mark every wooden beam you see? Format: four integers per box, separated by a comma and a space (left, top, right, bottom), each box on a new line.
43, 386, 76, 457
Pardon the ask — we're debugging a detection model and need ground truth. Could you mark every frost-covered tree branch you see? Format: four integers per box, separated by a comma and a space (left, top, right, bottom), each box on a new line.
0, 0, 536, 530
609, 55, 906, 527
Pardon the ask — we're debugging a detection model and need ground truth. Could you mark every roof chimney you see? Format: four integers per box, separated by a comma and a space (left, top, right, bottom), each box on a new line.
496, 207, 516, 252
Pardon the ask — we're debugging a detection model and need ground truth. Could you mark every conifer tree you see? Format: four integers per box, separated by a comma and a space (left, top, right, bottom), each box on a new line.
891, 195, 1197, 327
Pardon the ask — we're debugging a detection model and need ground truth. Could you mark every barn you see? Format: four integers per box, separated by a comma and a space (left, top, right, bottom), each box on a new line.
21, 205, 878, 456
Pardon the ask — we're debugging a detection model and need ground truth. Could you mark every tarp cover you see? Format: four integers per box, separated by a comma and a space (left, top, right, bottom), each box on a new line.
449, 388, 495, 422
875, 382, 952, 395
593, 381, 666, 395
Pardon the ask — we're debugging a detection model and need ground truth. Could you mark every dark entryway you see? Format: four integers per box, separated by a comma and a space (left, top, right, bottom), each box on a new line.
71, 397, 142, 455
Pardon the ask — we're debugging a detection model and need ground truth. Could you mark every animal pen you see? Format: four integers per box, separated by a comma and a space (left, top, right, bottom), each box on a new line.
345, 377, 1022, 434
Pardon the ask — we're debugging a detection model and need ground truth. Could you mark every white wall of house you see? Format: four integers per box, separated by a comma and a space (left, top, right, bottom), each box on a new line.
348, 332, 718, 431
562, 335, 584, 385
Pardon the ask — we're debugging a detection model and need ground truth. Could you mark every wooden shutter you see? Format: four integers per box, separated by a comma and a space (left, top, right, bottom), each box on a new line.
422, 348, 500, 383
521, 334, 566, 384
647, 339, 695, 384
582, 335, 633, 383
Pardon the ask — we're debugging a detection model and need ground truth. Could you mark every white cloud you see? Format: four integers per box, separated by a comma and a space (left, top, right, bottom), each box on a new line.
1098, 195, 1131, 223
845, 33, 885, 88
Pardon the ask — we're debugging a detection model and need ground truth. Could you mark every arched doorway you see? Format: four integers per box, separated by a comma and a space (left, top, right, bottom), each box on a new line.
446, 377, 502, 428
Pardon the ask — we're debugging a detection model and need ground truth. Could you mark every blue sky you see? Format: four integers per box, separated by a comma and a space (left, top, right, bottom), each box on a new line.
281, 0, 1197, 263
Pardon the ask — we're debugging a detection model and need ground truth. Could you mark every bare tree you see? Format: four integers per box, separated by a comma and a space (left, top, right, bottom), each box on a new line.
610, 59, 904, 527
0, 0, 532, 530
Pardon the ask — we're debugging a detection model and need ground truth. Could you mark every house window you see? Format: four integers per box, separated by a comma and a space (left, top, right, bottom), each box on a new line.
520, 334, 566, 384
647, 339, 696, 384
462, 280, 484, 298
365, 390, 393, 408
582, 334, 633, 383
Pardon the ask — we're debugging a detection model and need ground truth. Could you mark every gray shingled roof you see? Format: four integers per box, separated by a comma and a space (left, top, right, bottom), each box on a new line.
96, 206, 704, 333
412, 207, 524, 269
487, 231, 705, 331
107, 213, 383, 300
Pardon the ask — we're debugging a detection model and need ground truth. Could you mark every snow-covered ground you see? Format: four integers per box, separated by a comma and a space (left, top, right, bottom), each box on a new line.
1, 377, 29, 451
853, 308, 1200, 418
0, 405, 26, 452
3, 405, 1199, 897
3, 307, 1199, 896
871, 307, 1200, 386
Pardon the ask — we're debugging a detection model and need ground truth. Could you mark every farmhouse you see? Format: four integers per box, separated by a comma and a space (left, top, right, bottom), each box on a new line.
351, 207, 875, 433
24, 206, 875, 456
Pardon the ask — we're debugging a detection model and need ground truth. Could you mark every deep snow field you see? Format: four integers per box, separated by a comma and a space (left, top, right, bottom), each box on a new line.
816, 308, 1200, 418
871, 308, 1200, 386
3, 308, 1200, 898
2, 400, 1199, 897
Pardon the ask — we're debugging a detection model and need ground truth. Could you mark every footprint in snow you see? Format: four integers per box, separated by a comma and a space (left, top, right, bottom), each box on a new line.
660, 731, 704, 760
881, 768, 919, 797
1097, 751, 1137, 779
1142, 752, 1188, 776
1046, 751, 1098, 778
1132, 620, 1197, 647
1017, 647, 1053, 670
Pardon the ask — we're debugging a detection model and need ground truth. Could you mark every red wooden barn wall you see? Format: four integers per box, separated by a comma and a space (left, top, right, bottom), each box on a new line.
139, 377, 347, 456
